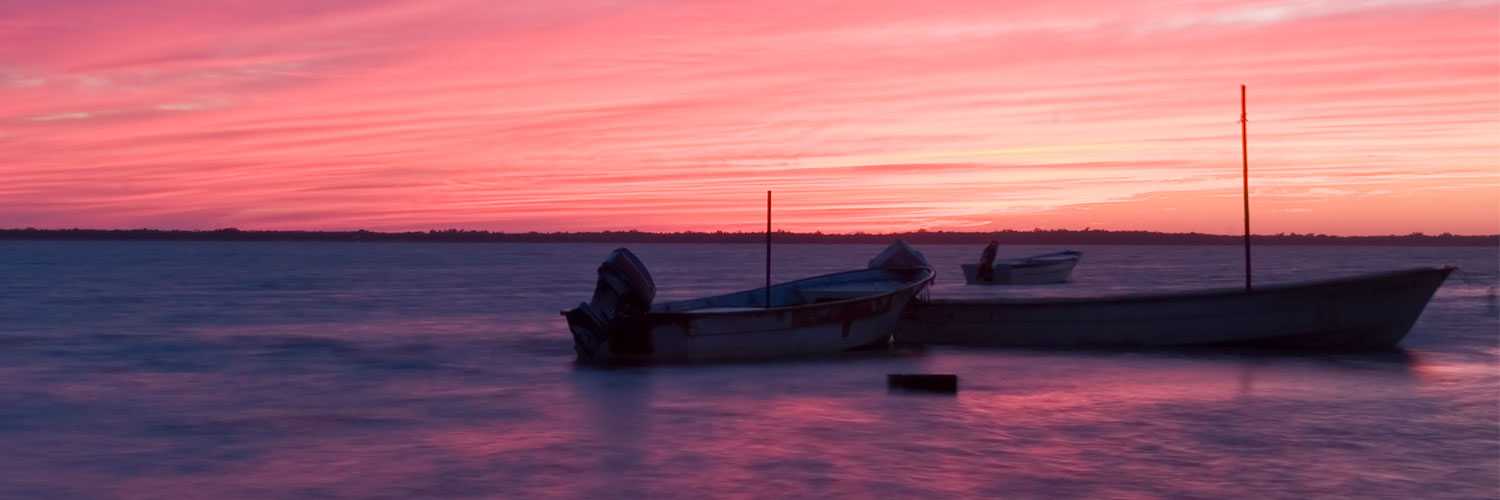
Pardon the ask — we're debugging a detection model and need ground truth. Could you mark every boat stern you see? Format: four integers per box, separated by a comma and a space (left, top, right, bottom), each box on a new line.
562, 303, 608, 360
563, 248, 659, 362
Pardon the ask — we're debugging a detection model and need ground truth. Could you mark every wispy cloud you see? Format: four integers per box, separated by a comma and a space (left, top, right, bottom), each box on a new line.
26, 111, 91, 121
0, 0, 1495, 234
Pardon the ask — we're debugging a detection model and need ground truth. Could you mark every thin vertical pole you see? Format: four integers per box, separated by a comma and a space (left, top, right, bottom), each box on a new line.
766, 190, 772, 307
1241, 85, 1252, 291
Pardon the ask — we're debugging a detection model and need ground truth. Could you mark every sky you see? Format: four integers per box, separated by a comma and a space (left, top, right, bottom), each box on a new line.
1, 0, 1496, 235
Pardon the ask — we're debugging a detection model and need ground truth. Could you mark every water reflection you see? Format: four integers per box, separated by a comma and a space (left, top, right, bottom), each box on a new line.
567, 366, 656, 497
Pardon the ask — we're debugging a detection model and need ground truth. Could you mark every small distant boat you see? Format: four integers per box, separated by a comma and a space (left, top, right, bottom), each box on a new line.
563, 241, 935, 363
962, 242, 1081, 285
899, 267, 1453, 351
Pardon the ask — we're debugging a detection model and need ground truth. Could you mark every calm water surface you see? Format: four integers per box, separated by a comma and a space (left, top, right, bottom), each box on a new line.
1, 242, 1496, 499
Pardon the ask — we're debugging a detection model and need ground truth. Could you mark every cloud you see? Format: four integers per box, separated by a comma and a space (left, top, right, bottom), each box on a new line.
26, 111, 92, 121
0, 0, 1495, 234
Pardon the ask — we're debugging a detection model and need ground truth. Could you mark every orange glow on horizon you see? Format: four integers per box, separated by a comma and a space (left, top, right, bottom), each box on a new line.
1, 0, 1496, 235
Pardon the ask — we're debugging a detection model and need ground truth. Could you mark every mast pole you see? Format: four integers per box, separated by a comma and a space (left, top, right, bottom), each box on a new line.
1241, 84, 1252, 291
766, 190, 772, 307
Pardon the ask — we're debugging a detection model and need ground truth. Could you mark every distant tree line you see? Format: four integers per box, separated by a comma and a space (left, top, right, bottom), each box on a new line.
0, 227, 1494, 246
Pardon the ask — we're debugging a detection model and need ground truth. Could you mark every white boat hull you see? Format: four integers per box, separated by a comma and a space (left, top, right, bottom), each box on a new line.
601, 289, 920, 362
899, 267, 1453, 351
961, 259, 1078, 285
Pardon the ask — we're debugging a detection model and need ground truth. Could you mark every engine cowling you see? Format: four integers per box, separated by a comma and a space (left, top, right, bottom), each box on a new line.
564, 248, 656, 361
976, 241, 999, 282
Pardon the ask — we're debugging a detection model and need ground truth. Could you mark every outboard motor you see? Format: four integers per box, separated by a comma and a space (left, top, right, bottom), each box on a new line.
976, 240, 999, 282
563, 248, 656, 361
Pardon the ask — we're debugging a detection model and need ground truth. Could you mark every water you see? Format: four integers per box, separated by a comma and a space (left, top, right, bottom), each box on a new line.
0, 241, 1495, 499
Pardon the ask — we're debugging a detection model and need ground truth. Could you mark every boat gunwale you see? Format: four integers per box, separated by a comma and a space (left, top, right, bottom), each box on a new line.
966, 250, 1082, 270
1005, 250, 1082, 263
964, 258, 1078, 271
926, 266, 1454, 306
650, 267, 935, 319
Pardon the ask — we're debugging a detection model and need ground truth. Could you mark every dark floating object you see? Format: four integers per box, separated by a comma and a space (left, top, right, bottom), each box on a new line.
888, 374, 958, 393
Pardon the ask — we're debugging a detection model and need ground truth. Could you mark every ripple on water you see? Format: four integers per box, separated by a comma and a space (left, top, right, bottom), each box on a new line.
0, 242, 1493, 498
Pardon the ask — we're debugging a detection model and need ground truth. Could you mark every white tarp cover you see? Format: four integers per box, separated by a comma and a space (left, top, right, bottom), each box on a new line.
867, 240, 931, 269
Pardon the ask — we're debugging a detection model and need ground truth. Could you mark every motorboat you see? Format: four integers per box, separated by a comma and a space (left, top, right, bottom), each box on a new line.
962, 242, 1081, 285
899, 267, 1453, 351
564, 241, 936, 363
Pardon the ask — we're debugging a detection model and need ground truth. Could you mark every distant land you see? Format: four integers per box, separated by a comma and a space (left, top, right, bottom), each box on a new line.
2, 228, 1495, 246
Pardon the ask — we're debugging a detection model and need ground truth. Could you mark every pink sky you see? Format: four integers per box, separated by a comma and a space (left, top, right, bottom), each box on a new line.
1, 0, 1496, 234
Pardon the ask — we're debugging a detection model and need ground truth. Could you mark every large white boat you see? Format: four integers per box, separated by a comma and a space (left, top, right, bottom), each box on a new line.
899, 267, 1453, 351
564, 241, 935, 363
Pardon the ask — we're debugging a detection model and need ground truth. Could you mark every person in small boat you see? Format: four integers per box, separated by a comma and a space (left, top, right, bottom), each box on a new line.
977, 240, 999, 282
